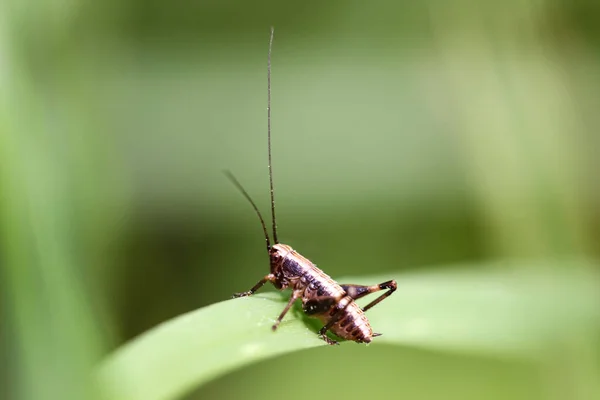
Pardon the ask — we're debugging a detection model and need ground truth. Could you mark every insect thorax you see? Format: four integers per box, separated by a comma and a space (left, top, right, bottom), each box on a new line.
269, 243, 345, 298
269, 243, 305, 289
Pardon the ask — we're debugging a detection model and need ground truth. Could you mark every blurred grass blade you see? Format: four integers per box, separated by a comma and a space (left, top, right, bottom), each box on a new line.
96, 293, 325, 400
0, 3, 104, 398
96, 262, 600, 400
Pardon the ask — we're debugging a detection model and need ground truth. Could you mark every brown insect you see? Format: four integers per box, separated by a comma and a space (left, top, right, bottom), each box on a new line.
226, 27, 396, 345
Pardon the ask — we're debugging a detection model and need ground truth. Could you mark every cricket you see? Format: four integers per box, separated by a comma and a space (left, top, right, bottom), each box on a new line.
226, 27, 397, 345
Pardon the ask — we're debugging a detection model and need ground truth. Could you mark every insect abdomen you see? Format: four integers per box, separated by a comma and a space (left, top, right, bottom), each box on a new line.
322, 298, 373, 343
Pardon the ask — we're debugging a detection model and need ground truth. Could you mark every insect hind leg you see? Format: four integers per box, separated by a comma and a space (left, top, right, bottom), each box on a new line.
341, 280, 397, 312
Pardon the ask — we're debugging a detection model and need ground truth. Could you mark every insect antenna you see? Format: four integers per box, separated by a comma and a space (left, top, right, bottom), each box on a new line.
224, 170, 271, 252
224, 27, 278, 254
267, 26, 279, 244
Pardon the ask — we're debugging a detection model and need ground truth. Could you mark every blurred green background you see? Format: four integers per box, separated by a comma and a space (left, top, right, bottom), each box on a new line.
1, 0, 599, 399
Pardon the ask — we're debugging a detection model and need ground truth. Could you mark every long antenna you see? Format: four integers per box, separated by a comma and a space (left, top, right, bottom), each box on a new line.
268, 26, 279, 244
224, 27, 278, 254
224, 170, 271, 252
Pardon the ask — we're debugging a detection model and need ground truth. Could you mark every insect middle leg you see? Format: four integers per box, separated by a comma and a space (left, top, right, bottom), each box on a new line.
341, 279, 397, 312
232, 274, 275, 298
272, 290, 302, 331
302, 295, 347, 345
315, 296, 354, 345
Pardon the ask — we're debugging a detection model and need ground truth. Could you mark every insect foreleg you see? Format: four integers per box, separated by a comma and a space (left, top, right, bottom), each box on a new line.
272, 290, 302, 331
232, 274, 275, 298
340, 280, 397, 312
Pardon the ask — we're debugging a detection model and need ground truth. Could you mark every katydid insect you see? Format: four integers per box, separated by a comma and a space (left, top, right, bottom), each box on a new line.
226, 27, 396, 345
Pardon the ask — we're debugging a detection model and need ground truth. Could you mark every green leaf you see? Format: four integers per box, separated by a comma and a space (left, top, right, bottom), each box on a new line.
95, 262, 600, 400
